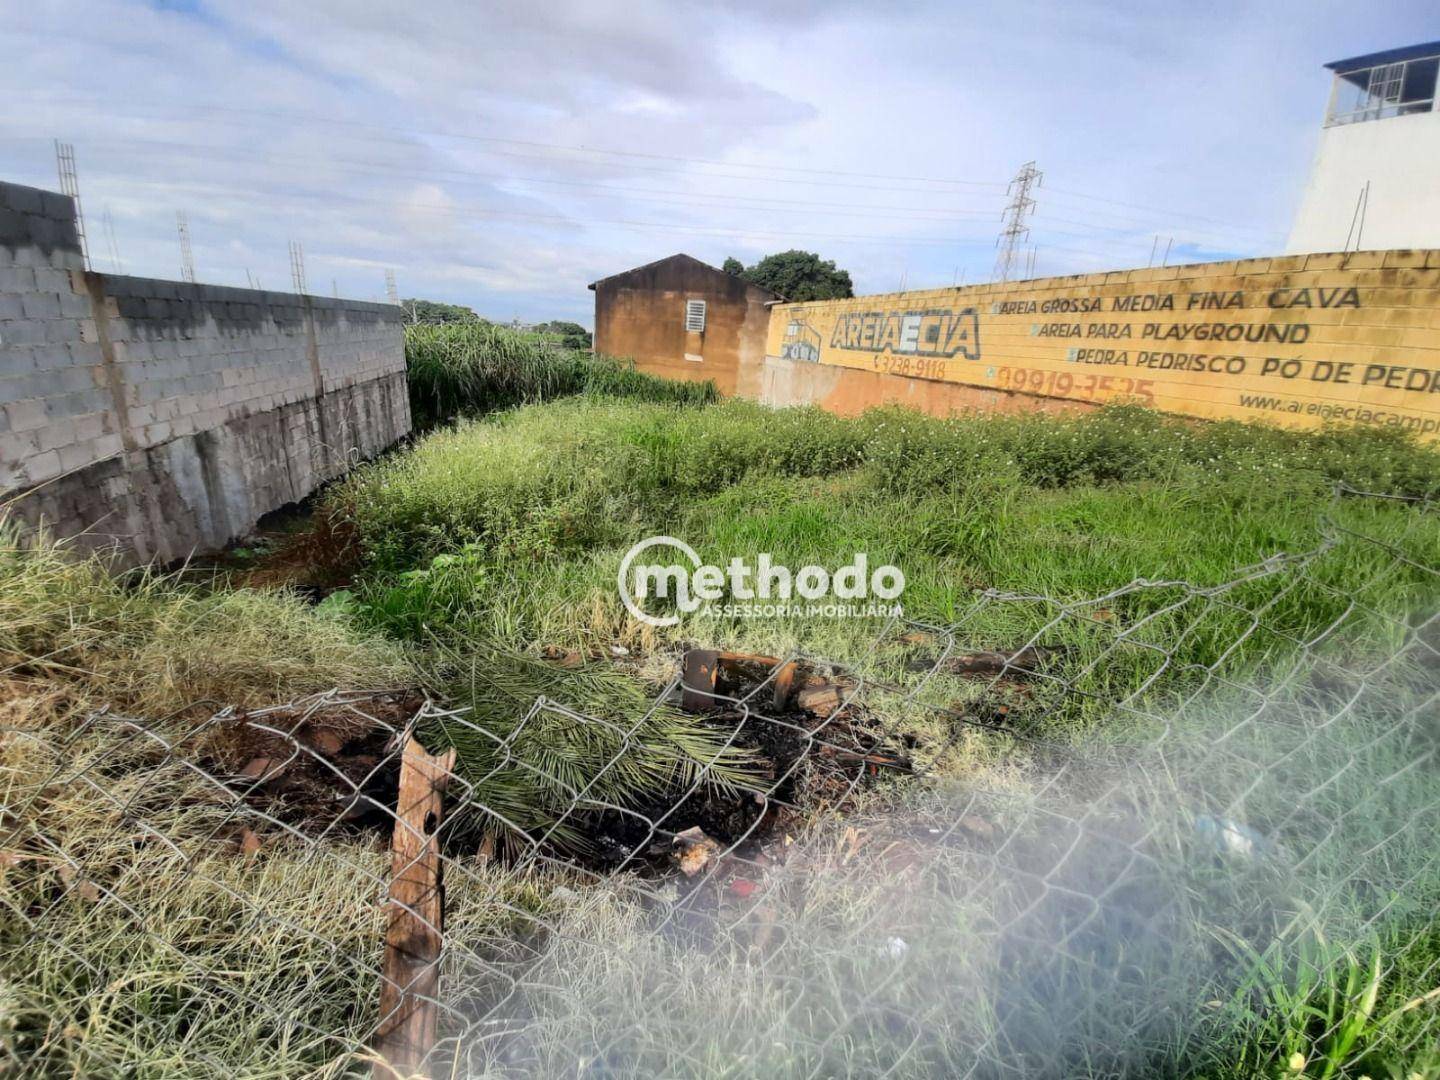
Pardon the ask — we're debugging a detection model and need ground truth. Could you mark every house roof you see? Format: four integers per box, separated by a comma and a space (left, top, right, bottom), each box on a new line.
587, 253, 783, 299
1325, 40, 1440, 77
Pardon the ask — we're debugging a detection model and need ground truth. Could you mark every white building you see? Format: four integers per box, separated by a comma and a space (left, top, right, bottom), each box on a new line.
1288, 42, 1440, 254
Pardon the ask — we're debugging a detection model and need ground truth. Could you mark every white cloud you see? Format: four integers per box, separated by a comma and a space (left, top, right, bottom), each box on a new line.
3, 0, 1437, 322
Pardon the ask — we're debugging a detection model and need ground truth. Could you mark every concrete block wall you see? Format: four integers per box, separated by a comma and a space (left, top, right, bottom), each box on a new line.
99, 278, 320, 449
0, 180, 410, 564
0, 183, 124, 492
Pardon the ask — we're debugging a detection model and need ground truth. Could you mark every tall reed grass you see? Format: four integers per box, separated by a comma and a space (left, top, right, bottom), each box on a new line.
404, 323, 715, 428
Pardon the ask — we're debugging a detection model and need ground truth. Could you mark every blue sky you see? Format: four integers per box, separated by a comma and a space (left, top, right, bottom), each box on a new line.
2, 1, 1437, 325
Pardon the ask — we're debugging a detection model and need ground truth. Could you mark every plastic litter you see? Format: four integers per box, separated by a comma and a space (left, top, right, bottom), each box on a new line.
1194, 814, 1269, 858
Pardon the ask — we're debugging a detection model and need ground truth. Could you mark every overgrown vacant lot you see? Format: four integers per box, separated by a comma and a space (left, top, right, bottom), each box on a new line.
4, 379, 1438, 1077
329, 398, 1439, 722
318, 398, 1437, 1076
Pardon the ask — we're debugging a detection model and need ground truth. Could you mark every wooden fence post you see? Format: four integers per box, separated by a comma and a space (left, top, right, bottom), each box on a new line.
373, 737, 456, 1079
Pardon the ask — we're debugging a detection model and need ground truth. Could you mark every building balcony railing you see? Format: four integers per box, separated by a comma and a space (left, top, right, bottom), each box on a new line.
1325, 54, 1439, 126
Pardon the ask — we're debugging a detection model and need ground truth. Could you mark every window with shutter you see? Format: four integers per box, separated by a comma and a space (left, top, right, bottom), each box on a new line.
684, 299, 706, 332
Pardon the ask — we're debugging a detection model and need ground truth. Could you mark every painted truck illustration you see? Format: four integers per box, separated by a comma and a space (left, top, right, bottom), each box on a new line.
781, 319, 822, 363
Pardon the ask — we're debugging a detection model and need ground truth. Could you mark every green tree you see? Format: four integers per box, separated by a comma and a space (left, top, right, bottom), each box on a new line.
401, 298, 485, 324
721, 256, 745, 276
534, 320, 593, 350
724, 250, 854, 301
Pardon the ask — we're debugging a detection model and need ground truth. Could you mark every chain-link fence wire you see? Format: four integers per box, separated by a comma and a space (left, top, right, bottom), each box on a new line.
1, 487, 1436, 1077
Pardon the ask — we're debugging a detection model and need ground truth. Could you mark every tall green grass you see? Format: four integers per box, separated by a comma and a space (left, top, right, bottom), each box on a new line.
3, 394, 1436, 1076
342, 400, 1440, 574
328, 399, 1440, 736
404, 322, 716, 427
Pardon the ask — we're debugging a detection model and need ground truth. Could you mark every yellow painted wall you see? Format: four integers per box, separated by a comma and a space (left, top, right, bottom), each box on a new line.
763, 251, 1440, 440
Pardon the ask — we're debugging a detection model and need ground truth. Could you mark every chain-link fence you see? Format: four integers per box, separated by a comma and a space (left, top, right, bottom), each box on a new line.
2, 489, 1437, 1078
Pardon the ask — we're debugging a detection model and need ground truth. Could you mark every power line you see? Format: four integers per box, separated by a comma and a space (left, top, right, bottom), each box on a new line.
176, 211, 195, 283
31, 152, 1205, 271
7, 131, 1284, 248
994, 161, 1041, 283
1030, 213, 1254, 253
29, 97, 1012, 190
75, 132, 1266, 248
1044, 185, 1285, 236
20, 129, 1003, 202
1033, 203, 1281, 244
87, 172, 1183, 273
90, 173, 1091, 252
70, 175, 1003, 247
58, 132, 1009, 219
53, 140, 90, 270
24, 157, 1224, 287
29, 132, 1007, 225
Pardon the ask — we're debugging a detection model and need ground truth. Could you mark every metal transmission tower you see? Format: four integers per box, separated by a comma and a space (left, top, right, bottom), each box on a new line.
101, 209, 124, 274
289, 240, 307, 294
53, 141, 90, 269
994, 160, 1042, 283
176, 212, 196, 283
384, 269, 399, 306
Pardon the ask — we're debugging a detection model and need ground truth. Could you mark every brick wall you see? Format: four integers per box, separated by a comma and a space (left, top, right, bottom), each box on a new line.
0, 180, 410, 563
591, 254, 777, 396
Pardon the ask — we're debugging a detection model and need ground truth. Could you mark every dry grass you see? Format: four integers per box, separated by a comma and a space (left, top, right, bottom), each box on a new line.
0, 525, 422, 1073
0, 519, 413, 720
0, 672, 577, 1077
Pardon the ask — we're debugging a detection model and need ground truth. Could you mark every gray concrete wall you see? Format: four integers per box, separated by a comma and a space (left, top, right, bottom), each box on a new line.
0, 180, 409, 564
